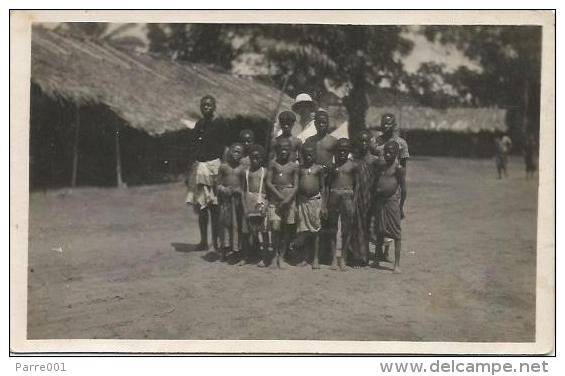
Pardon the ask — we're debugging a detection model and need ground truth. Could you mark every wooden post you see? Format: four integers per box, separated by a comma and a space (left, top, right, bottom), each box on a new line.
115, 124, 124, 188
70, 104, 80, 188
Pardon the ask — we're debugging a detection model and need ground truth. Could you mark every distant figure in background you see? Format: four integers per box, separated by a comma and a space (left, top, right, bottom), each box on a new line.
494, 131, 513, 179
274, 111, 302, 162
523, 133, 537, 180
186, 95, 228, 251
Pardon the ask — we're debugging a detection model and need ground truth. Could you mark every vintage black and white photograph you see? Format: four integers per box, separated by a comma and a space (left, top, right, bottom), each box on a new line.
10, 10, 555, 353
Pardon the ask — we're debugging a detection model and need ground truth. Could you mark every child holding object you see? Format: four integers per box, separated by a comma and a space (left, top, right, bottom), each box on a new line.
266, 139, 299, 269
216, 143, 246, 261
373, 141, 407, 273
325, 138, 358, 271
296, 142, 325, 269
241, 144, 269, 266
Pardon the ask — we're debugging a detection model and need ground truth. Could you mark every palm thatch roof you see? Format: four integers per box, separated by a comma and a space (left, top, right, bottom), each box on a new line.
31, 26, 292, 135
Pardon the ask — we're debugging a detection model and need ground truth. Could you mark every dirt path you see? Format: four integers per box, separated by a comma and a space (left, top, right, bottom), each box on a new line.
27, 157, 538, 341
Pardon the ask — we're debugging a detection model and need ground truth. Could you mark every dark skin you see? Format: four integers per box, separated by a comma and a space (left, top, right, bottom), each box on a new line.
374, 143, 407, 273
275, 122, 302, 162
305, 113, 338, 168
217, 145, 245, 259
296, 146, 324, 269
194, 97, 221, 251
326, 148, 358, 271
239, 149, 267, 266
266, 142, 299, 269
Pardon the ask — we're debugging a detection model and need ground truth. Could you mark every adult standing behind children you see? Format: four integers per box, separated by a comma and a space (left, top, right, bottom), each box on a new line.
372, 113, 410, 168
185, 95, 228, 251
289, 93, 317, 141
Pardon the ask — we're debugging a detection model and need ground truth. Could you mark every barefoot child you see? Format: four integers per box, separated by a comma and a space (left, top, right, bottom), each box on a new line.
274, 111, 302, 163
266, 139, 299, 268
326, 138, 358, 271
351, 130, 379, 267
373, 141, 407, 273
296, 142, 325, 269
241, 144, 268, 266
217, 143, 245, 261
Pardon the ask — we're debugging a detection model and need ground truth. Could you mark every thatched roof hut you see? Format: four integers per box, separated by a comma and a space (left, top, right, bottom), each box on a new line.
31, 26, 292, 135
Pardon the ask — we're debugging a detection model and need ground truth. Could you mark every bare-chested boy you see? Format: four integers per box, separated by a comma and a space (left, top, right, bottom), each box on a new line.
305, 109, 338, 169
274, 111, 302, 163
266, 139, 299, 268
241, 144, 268, 266
325, 138, 358, 271
217, 143, 245, 261
372, 141, 407, 273
296, 142, 325, 269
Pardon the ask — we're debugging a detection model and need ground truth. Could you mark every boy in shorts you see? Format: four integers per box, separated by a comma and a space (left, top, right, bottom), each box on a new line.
325, 138, 358, 271
296, 142, 325, 269
266, 139, 299, 268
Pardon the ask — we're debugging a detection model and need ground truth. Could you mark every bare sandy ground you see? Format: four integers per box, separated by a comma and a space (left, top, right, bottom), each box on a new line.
27, 157, 538, 341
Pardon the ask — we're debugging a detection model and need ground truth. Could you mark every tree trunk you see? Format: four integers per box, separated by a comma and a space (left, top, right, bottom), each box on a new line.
344, 55, 368, 136
115, 124, 124, 188
70, 104, 80, 188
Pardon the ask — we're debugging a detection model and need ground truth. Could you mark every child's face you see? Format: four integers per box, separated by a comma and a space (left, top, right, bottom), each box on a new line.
336, 148, 349, 163
277, 145, 290, 162
230, 146, 243, 162
241, 133, 254, 148
358, 133, 370, 152
249, 150, 262, 168
383, 145, 398, 163
280, 122, 293, 134
302, 148, 315, 165
314, 114, 329, 134
200, 98, 216, 118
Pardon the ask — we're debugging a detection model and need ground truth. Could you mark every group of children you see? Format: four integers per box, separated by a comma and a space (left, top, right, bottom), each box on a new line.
212, 109, 407, 273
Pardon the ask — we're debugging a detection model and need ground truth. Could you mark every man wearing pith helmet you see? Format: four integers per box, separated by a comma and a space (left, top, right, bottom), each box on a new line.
285, 93, 318, 141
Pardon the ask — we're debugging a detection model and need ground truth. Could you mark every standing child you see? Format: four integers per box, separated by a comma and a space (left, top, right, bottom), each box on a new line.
296, 142, 325, 269
372, 141, 407, 273
217, 143, 246, 261
274, 111, 303, 163
351, 130, 379, 267
241, 144, 269, 266
266, 139, 299, 268
305, 109, 338, 169
326, 138, 358, 271
238, 129, 255, 169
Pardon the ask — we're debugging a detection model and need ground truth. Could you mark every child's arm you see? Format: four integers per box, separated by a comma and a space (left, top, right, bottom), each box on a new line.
397, 166, 407, 219
240, 168, 248, 216
266, 161, 285, 201
296, 138, 303, 164
319, 165, 328, 220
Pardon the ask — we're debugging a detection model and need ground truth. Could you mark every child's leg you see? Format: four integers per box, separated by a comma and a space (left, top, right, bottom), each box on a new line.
210, 204, 221, 250
329, 230, 337, 270
312, 233, 320, 269
198, 207, 209, 249
340, 227, 350, 271
374, 234, 384, 267
278, 225, 292, 268
393, 239, 402, 273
